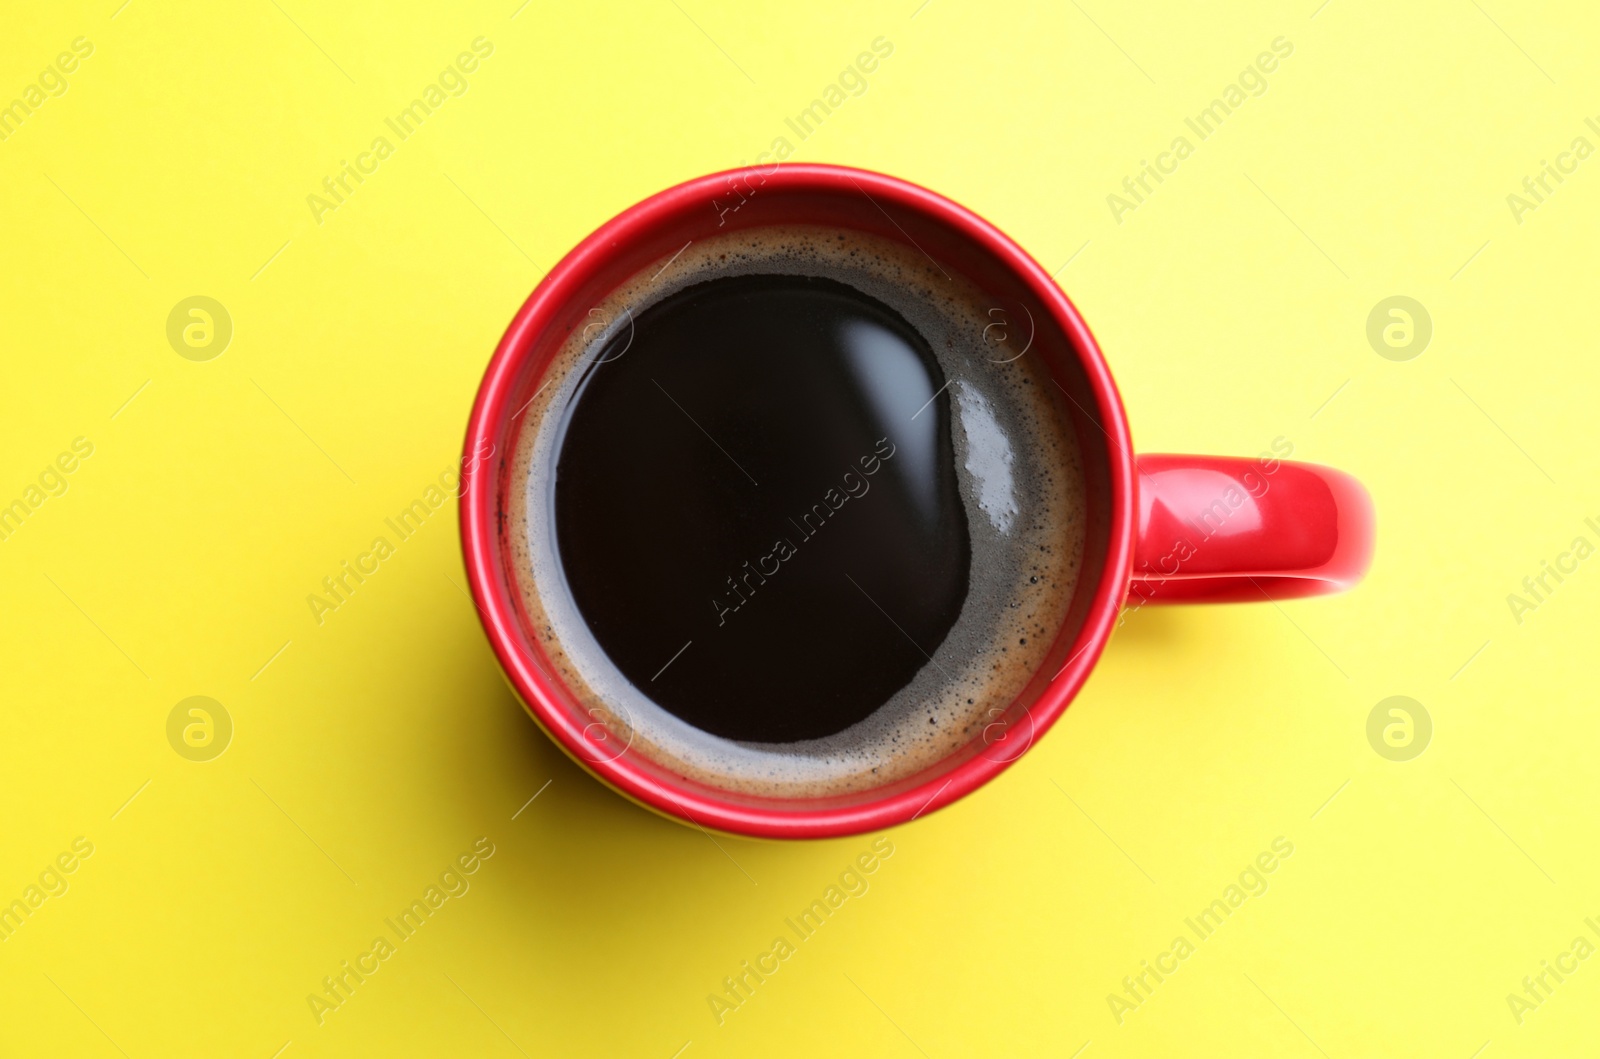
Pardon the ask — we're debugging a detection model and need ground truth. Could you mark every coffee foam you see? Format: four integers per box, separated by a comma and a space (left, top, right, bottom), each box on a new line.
507, 225, 1086, 798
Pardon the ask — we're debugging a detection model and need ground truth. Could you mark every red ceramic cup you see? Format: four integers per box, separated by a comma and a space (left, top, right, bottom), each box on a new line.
459, 163, 1374, 839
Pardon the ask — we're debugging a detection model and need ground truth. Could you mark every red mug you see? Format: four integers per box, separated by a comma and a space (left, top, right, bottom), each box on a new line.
459, 164, 1374, 839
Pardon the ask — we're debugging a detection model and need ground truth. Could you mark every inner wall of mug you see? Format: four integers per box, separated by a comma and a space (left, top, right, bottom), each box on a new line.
489, 170, 1118, 811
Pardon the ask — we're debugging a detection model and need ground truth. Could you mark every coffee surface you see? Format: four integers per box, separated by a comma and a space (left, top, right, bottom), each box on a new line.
553, 274, 970, 742
507, 226, 1086, 797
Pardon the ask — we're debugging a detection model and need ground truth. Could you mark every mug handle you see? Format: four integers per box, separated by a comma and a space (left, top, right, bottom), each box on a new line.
1129, 454, 1374, 604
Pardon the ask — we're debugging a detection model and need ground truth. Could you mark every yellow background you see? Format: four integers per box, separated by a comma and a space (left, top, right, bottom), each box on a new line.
2, 0, 1596, 1055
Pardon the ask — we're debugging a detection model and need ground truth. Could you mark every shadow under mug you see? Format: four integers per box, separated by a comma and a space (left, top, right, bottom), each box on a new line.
459, 164, 1374, 839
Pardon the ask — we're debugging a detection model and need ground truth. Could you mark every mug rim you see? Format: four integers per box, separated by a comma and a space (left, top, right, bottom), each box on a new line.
459, 163, 1136, 838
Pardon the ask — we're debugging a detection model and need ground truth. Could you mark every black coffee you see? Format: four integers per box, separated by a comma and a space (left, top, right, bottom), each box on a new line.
553, 275, 970, 742
508, 227, 1084, 796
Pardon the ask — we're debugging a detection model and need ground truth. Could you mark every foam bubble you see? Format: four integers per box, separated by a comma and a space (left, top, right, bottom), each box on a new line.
506, 226, 1086, 797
